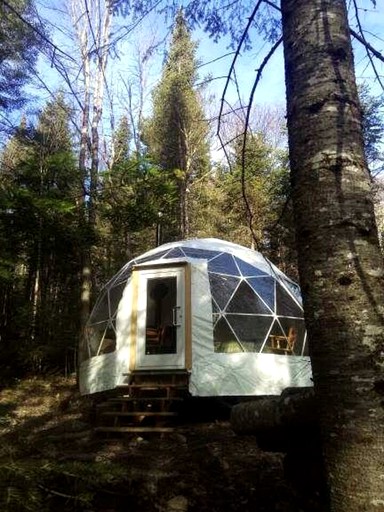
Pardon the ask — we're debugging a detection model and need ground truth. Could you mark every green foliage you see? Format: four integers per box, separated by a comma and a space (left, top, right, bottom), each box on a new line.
0, 458, 131, 512
359, 84, 384, 176
0, 94, 80, 377
99, 153, 177, 275
144, 10, 210, 239
113, 115, 131, 165
0, 0, 43, 113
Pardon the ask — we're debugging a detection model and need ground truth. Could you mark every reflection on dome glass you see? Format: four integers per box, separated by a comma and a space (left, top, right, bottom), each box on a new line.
214, 316, 243, 353
234, 256, 268, 277
163, 248, 186, 258
276, 283, 303, 317
247, 277, 275, 312
182, 248, 219, 260
226, 281, 272, 314
209, 273, 240, 310
135, 250, 168, 264
226, 314, 274, 352
208, 253, 240, 276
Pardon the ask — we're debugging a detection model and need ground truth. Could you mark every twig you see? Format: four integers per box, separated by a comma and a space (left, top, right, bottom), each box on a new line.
217, 0, 264, 139
240, 36, 283, 248
350, 29, 384, 66
38, 484, 80, 501
350, 2, 384, 91
2, 0, 76, 63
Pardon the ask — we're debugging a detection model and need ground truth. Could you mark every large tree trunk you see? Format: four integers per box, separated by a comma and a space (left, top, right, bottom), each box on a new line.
280, 0, 384, 510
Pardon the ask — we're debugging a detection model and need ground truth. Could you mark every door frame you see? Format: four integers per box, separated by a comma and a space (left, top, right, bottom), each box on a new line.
129, 262, 191, 371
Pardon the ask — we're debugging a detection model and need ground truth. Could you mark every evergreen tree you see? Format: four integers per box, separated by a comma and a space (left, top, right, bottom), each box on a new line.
144, 10, 210, 241
359, 84, 384, 176
0, 0, 42, 117
100, 115, 177, 278
112, 115, 131, 166
0, 94, 80, 376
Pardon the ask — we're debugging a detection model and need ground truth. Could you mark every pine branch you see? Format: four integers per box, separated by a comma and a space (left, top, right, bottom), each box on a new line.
2, 0, 76, 64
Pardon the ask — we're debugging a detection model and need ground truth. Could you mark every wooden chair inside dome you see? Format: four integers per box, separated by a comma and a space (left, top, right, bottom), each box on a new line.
270, 327, 297, 355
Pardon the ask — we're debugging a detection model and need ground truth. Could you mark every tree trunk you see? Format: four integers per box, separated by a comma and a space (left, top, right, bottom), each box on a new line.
281, 0, 384, 510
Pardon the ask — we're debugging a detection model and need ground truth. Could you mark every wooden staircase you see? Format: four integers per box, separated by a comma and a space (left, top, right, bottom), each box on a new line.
94, 370, 189, 435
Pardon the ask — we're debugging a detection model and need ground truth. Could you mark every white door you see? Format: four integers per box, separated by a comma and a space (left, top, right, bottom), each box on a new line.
136, 267, 185, 369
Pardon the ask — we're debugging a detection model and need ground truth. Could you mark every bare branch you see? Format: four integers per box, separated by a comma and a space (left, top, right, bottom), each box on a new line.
350, 1, 384, 91
2, 0, 76, 64
350, 29, 384, 66
239, 36, 283, 248
217, 0, 264, 139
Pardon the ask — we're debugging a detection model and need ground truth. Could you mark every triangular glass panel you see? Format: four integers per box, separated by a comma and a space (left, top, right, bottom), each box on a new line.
226, 280, 272, 314
235, 256, 268, 277
276, 282, 303, 317
108, 282, 126, 317
261, 318, 286, 354
247, 276, 275, 312
209, 274, 240, 310
281, 278, 302, 301
276, 317, 307, 356
163, 247, 186, 258
212, 299, 220, 313
226, 314, 273, 353
182, 248, 219, 260
213, 316, 243, 353
212, 312, 220, 327
208, 253, 240, 276
89, 291, 110, 323
135, 250, 168, 264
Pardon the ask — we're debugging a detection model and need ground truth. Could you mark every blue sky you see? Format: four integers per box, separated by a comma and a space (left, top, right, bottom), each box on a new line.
27, 0, 384, 144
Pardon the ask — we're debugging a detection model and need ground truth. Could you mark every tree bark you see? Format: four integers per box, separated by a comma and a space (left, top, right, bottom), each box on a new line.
280, 0, 384, 510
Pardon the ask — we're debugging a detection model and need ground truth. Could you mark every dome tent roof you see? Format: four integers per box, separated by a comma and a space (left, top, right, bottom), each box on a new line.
90, 238, 306, 357
109, 237, 300, 294
81, 238, 311, 396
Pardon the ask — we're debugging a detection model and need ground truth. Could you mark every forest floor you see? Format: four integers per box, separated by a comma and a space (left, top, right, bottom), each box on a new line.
0, 376, 324, 512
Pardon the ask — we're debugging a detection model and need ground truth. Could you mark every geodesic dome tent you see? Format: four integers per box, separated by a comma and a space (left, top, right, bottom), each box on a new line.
79, 238, 312, 396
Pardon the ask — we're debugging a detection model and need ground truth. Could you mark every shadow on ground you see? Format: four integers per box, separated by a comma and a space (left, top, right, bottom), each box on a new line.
0, 377, 324, 512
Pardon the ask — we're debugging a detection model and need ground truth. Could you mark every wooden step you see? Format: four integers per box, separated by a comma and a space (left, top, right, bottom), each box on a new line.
100, 411, 178, 417
95, 426, 176, 433
106, 396, 183, 403
127, 383, 186, 388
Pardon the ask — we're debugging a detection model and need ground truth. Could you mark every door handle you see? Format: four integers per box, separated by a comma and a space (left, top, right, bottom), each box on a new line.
172, 306, 181, 326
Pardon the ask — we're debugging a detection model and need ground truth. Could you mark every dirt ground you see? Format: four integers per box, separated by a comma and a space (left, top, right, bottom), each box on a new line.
0, 377, 324, 512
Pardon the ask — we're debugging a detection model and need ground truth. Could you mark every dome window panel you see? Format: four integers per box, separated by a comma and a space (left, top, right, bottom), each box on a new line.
212, 299, 220, 313
85, 320, 116, 358
264, 318, 307, 356
182, 248, 219, 260
208, 253, 240, 276
164, 247, 186, 258
213, 316, 243, 353
212, 312, 220, 327
247, 277, 275, 312
209, 274, 240, 310
276, 282, 303, 317
226, 281, 272, 314
226, 314, 274, 352
277, 317, 307, 356
89, 290, 110, 323
108, 282, 126, 318
234, 256, 268, 277
135, 250, 169, 264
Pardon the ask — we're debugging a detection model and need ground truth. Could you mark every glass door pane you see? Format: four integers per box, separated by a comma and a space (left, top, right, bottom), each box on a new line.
145, 276, 177, 355
136, 267, 185, 369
